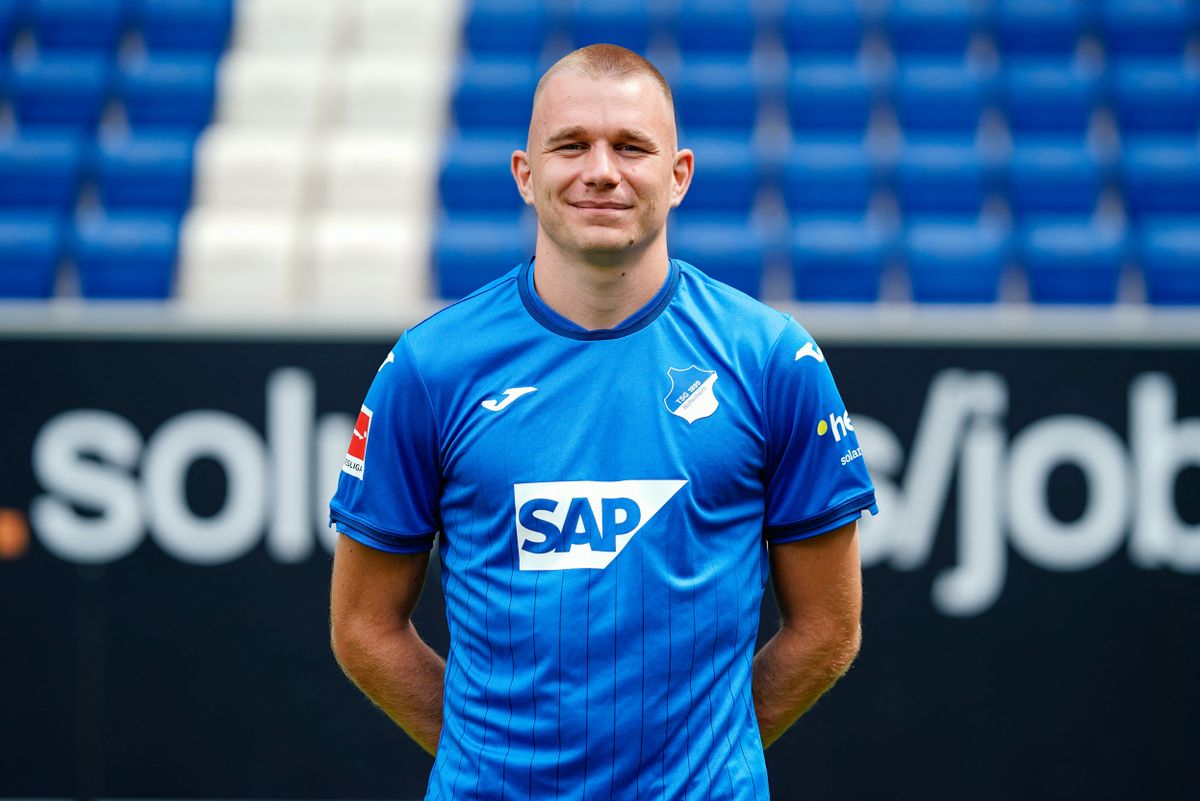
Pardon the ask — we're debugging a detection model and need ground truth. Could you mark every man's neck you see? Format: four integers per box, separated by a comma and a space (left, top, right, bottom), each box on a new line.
531, 238, 671, 331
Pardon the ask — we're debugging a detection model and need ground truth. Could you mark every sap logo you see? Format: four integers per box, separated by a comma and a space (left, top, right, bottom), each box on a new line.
513, 479, 687, 570
817, 410, 855, 442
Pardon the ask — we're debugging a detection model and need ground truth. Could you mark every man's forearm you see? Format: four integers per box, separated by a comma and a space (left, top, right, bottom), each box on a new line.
752, 622, 861, 748
333, 621, 446, 755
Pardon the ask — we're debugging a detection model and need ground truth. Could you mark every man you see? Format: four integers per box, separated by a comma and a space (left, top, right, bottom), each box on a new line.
329, 44, 876, 800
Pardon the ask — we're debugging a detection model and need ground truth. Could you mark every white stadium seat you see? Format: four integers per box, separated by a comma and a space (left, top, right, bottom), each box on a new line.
233, 0, 359, 53
216, 52, 336, 128
353, 0, 463, 56
309, 212, 431, 308
319, 130, 434, 213
334, 54, 449, 131
193, 126, 316, 209
178, 209, 303, 303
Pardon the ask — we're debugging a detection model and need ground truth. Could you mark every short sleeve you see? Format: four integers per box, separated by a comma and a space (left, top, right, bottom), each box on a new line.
328, 334, 441, 553
762, 318, 877, 543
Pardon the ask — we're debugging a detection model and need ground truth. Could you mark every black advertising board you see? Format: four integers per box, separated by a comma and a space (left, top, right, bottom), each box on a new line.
1, 335, 1197, 801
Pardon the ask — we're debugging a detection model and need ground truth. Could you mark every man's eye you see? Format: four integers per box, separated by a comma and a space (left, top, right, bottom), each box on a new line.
559, 143, 586, 151
617, 144, 646, 153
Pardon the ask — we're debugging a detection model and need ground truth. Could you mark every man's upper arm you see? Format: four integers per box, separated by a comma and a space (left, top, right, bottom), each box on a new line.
331, 533, 430, 636
769, 520, 862, 636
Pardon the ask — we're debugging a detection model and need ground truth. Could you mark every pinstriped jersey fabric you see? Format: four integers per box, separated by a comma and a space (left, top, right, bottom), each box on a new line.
329, 259, 877, 800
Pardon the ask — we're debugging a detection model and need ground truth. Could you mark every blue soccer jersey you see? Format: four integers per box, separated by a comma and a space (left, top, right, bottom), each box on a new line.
330, 259, 876, 801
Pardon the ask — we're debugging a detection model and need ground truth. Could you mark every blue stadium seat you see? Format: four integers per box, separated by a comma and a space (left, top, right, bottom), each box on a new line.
1007, 140, 1104, 216
672, 56, 758, 135
72, 212, 178, 299
93, 132, 194, 213
31, 0, 127, 52
1, 0, 22, 48
1003, 58, 1100, 137
991, 0, 1084, 56
1111, 59, 1200, 136
464, 0, 547, 58
788, 59, 877, 134
782, 0, 866, 56
1139, 218, 1200, 305
1020, 220, 1126, 304
137, 0, 232, 53
118, 54, 217, 132
895, 140, 990, 216
678, 136, 758, 213
784, 137, 876, 214
569, 0, 652, 53
893, 60, 991, 133
905, 219, 1008, 303
439, 135, 526, 214
791, 216, 892, 302
1121, 140, 1200, 216
887, 0, 978, 58
0, 212, 62, 298
668, 214, 765, 298
10, 54, 110, 130
452, 57, 537, 136
435, 213, 534, 299
1099, 0, 1192, 56
0, 132, 83, 210
675, 0, 756, 55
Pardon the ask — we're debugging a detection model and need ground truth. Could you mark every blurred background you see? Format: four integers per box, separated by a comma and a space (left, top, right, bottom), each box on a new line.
1, 0, 1198, 799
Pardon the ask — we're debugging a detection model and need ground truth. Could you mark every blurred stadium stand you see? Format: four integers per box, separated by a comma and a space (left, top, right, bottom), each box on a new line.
0, 0, 1197, 307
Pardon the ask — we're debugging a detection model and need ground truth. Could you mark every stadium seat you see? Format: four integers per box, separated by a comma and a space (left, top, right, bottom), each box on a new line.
0, 132, 83, 211
1121, 140, 1200, 216
1139, 218, 1200, 305
10, 54, 110, 131
72, 212, 179, 299
31, 0, 127, 52
1002, 59, 1100, 137
233, 0, 352, 53
679, 136, 758, 213
334, 54, 448, 132
788, 59, 877, 134
1007, 140, 1104, 217
894, 140, 990, 216
668, 214, 766, 298
672, 56, 759, 135
782, 0, 866, 56
1110, 59, 1200, 136
0, 1, 20, 50
791, 216, 892, 302
464, 0, 547, 58
215, 52, 334, 128
991, 0, 1084, 56
192, 126, 314, 209
137, 0, 233, 53
439, 135, 526, 213
784, 137, 877, 214
93, 131, 195, 213
321, 131, 433, 213
886, 0, 978, 58
119, 55, 217, 132
435, 213, 534, 299
354, 0, 464, 55
569, 0, 653, 53
0, 212, 62, 298
177, 208, 301, 302
675, 0, 756, 55
452, 56, 538, 136
905, 219, 1009, 303
1020, 220, 1126, 304
1099, 0, 1192, 56
310, 212, 431, 308
893, 60, 992, 134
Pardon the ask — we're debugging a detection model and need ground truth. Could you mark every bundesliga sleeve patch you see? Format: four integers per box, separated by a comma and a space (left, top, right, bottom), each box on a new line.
342, 405, 372, 480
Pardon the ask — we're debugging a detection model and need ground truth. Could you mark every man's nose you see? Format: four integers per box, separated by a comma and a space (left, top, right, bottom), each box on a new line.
580, 143, 620, 188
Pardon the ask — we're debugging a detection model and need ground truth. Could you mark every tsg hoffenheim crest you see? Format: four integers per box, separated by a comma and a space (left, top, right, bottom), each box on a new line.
664, 366, 719, 424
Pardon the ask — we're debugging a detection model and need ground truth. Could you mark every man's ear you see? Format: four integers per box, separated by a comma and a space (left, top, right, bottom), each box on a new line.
670, 148, 695, 208
512, 150, 535, 206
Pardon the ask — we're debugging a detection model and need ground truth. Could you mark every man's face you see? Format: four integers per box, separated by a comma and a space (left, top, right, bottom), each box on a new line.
513, 71, 693, 264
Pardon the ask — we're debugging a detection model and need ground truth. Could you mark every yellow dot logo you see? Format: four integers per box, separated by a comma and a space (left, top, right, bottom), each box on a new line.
817, 420, 828, 436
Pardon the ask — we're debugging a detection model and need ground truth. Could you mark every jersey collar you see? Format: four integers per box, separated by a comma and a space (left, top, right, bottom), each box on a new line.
518, 258, 680, 341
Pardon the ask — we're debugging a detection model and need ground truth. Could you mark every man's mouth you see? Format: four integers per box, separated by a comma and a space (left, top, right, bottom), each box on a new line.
571, 201, 631, 210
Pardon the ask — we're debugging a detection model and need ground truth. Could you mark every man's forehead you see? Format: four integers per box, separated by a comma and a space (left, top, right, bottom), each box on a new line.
530, 71, 676, 142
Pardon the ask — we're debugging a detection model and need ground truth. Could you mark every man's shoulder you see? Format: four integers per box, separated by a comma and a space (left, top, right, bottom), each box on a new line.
406, 263, 525, 344
673, 259, 793, 340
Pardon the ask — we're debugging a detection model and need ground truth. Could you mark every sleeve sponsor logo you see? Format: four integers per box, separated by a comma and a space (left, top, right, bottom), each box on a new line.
342, 405, 372, 480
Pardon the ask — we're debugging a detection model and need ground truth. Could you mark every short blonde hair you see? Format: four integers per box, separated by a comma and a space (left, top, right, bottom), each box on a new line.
534, 43, 674, 109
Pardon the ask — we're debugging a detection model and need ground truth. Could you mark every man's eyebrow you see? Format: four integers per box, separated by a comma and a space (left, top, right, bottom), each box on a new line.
542, 126, 661, 148
543, 125, 587, 146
